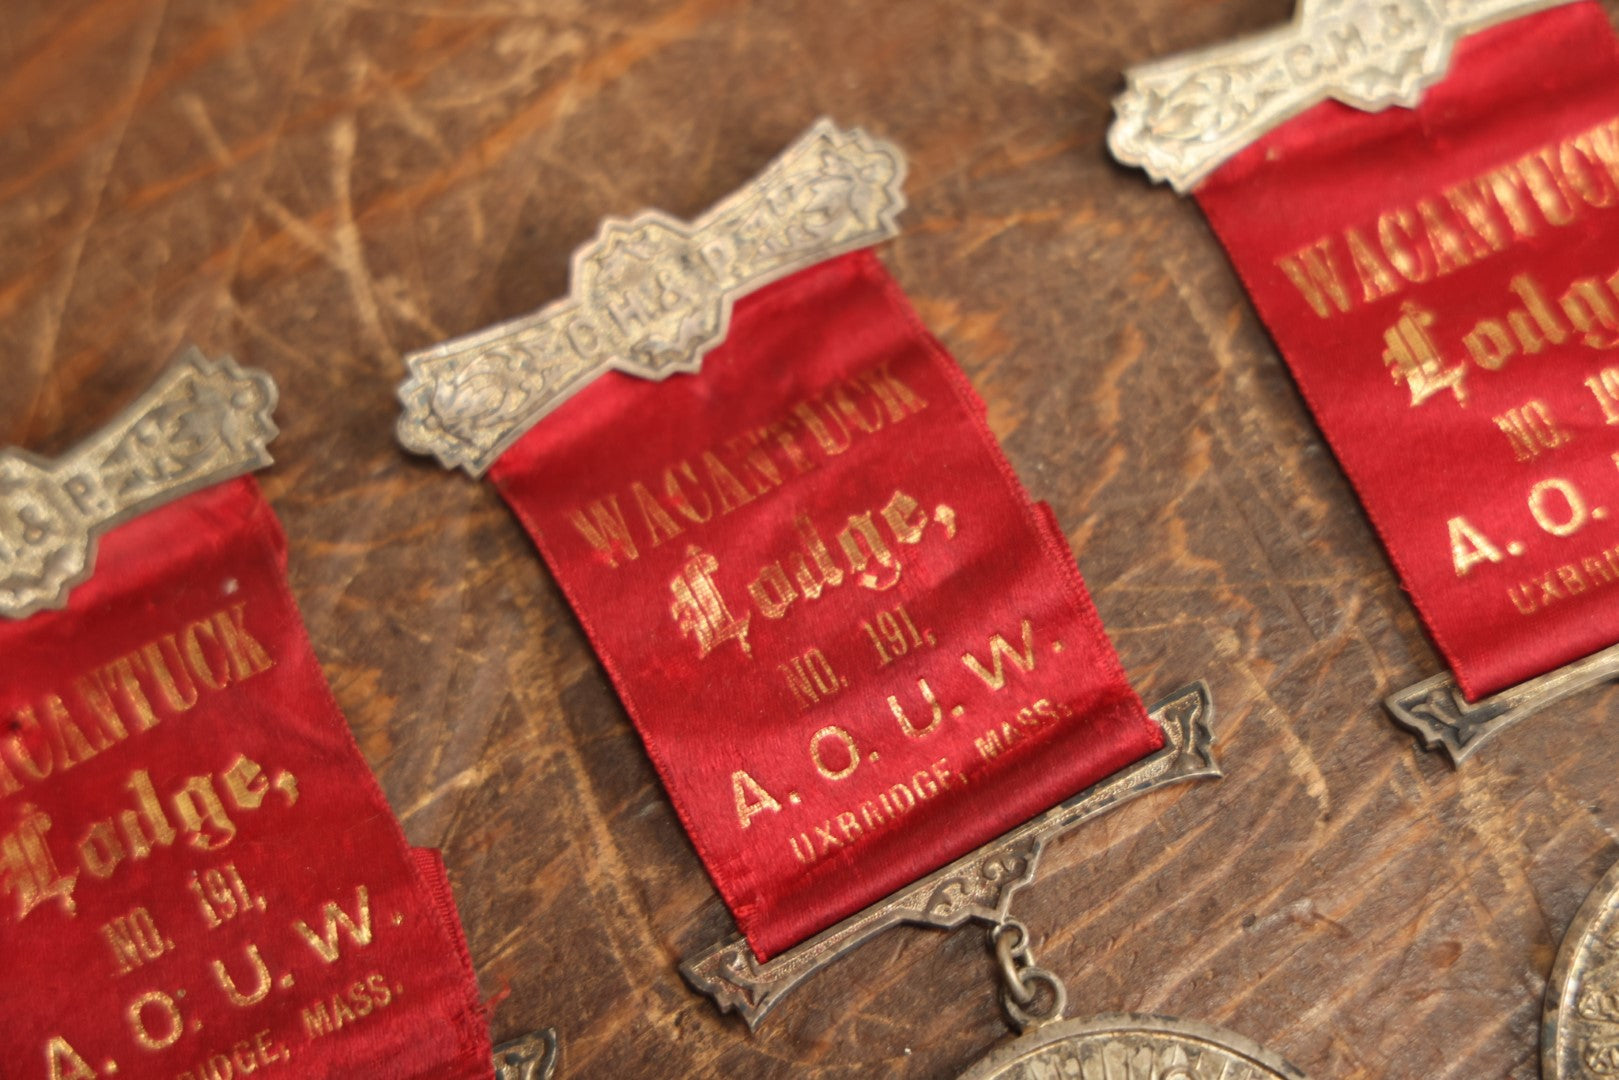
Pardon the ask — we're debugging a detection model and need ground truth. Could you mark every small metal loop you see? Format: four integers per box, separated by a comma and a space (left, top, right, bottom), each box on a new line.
990, 920, 1034, 1005
998, 954, 1034, 1006
989, 919, 1030, 958
1001, 966, 1067, 1033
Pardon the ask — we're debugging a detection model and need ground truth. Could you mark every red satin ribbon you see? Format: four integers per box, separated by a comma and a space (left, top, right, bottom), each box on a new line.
1197, 2, 1619, 699
491, 250, 1162, 960
0, 478, 491, 1080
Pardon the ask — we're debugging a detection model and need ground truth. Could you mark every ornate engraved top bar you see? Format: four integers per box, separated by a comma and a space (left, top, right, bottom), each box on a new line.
397, 119, 908, 475
0, 349, 278, 620
1108, 0, 1579, 193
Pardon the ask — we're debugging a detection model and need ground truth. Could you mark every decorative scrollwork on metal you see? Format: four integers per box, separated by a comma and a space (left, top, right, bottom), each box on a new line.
681, 682, 1220, 1029
0, 348, 278, 619
397, 119, 908, 476
493, 1029, 559, 1080
1109, 0, 1579, 193
1385, 642, 1619, 765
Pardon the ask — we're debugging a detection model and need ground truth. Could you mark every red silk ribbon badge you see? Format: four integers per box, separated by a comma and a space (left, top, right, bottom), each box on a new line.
0, 478, 492, 1080
490, 249, 1163, 960
1196, 2, 1619, 699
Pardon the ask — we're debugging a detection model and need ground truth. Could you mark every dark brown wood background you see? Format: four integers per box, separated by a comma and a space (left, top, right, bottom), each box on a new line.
6, 1, 1617, 1076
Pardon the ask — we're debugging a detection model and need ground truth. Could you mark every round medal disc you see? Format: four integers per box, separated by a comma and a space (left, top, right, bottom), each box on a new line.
957, 1013, 1307, 1080
1545, 857, 1619, 1077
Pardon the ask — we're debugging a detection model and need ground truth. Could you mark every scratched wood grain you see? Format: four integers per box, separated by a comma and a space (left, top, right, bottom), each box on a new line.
6, 1, 1619, 1076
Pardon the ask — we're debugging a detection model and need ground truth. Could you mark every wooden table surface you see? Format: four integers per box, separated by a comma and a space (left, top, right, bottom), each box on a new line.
7, 1, 1618, 1076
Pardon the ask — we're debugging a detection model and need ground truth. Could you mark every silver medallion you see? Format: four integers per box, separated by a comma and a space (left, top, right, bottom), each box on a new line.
0, 348, 278, 620
1108, 0, 1580, 193
1544, 858, 1619, 1078
957, 1014, 1308, 1080
397, 118, 907, 476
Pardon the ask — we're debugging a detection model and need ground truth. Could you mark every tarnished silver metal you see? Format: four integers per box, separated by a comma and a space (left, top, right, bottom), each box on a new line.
992, 920, 1035, 1005
681, 682, 1220, 1028
493, 1029, 559, 1080
1545, 856, 1619, 1078
1000, 967, 1066, 1034
990, 919, 1067, 1033
0, 348, 278, 620
1541, 854, 1619, 1075
397, 118, 907, 476
1108, 0, 1580, 193
956, 1013, 1309, 1080
1384, 642, 1619, 766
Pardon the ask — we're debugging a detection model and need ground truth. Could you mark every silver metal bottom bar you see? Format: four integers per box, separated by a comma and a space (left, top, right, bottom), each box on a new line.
494, 1029, 559, 1080
681, 681, 1220, 1029
1385, 642, 1619, 766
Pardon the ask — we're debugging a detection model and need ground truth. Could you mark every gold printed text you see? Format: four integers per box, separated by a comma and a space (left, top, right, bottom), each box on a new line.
1278, 115, 1619, 320
567, 364, 929, 568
